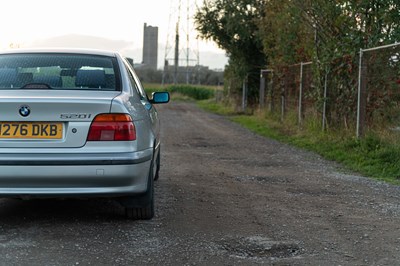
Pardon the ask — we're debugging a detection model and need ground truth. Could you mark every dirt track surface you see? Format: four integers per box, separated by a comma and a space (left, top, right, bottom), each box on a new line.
1, 102, 400, 265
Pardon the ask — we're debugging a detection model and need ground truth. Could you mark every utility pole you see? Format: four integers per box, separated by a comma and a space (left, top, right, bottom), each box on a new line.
186, 0, 190, 84
163, 0, 200, 85
173, 0, 181, 84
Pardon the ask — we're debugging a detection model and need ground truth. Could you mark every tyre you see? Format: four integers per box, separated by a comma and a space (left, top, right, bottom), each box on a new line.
154, 148, 161, 181
122, 162, 155, 220
125, 197, 154, 220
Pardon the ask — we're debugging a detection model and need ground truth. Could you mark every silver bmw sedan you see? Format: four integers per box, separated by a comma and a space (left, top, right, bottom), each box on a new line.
0, 48, 169, 220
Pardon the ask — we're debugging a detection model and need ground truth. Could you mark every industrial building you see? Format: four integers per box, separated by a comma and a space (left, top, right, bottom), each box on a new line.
142, 23, 158, 70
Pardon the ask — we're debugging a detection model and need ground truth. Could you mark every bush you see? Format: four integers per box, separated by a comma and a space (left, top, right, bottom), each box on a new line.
167, 85, 215, 100
145, 84, 216, 100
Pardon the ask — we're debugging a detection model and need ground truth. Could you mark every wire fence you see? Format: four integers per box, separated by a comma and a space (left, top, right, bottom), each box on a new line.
259, 42, 400, 137
362, 44, 400, 133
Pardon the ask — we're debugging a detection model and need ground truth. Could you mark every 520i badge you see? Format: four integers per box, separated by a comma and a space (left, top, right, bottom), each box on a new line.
60, 113, 92, 119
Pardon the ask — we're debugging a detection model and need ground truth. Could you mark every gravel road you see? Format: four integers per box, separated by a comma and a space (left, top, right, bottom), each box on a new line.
1, 102, 400, 265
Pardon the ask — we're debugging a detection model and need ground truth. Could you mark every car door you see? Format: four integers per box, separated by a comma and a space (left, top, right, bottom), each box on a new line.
123, 61, 159, 141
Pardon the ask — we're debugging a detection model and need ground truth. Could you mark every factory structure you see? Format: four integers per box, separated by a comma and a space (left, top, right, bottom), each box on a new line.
162, 0, 200, 84
140, 1, 215, 85
142, 23, 158, 70
137, 18, 222, 85
160, 0, 201, 84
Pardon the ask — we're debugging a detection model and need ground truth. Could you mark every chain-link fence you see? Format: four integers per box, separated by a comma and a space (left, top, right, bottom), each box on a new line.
260, 62, 317, 125
259, 42, 400, 137
360, 43, 400, 135
325, 55, 359, 131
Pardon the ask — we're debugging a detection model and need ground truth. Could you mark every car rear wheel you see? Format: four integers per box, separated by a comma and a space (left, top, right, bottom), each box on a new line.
154, 148, 161, 181
121, 162, 155, 220
125, 195, 154, 220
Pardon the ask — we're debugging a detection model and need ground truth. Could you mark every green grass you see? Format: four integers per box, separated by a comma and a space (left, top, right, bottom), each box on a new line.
198, 100, 400, 184
197, 100, 236, 116
144, 84, 216, 101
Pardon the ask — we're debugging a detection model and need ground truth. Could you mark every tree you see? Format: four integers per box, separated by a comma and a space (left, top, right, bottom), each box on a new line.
259, 0, 400, 127
260, 0, 314, 67
195, 0, 267, 104
297, 0, 400, 126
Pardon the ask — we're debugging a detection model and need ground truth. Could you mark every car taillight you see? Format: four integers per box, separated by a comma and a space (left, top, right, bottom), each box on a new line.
87, 114, 136, 141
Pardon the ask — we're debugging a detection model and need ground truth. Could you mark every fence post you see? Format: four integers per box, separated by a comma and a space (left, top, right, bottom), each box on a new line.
269, 72, 274, 113
242, 76, 248, 112
357, 49, 367, 138
298, 62, 304, 125
322, 68, 328, 131
259, 71, 266, 109
281, 79, 285, 122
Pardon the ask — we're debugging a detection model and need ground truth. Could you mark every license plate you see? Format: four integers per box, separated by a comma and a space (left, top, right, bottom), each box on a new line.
0, 122, 63, 139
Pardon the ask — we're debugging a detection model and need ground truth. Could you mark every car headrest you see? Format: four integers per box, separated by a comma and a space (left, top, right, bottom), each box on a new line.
75, 70, 106, 88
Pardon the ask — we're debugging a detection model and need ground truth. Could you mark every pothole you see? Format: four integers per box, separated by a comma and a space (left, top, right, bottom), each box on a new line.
286, 188, 337, 196
219, 236, 300, 259
233, 175, 291, 184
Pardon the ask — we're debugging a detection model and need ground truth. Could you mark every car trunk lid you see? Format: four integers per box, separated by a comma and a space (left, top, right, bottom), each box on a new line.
0, 90, 120, 148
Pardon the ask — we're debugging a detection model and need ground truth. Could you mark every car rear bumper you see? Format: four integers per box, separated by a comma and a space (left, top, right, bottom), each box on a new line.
0, 149, 153, 198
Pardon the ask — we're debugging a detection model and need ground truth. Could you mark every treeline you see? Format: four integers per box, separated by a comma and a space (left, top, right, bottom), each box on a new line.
135, 66, 223, 86
195, 0, 400, 106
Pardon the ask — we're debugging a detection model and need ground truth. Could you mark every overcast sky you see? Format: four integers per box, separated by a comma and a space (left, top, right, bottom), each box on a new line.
0, 0, 227, 69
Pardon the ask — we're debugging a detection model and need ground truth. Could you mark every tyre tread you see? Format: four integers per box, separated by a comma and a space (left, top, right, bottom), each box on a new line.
125, 204, 154, 220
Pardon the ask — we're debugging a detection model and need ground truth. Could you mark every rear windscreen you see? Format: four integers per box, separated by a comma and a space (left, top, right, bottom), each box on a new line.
0, 53, 120, 91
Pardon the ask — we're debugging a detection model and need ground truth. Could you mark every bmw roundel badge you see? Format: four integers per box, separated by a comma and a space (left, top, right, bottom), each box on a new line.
19, 105, 31, 117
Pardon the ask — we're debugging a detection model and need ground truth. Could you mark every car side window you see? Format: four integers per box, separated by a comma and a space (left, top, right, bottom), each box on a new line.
123, 62, 148, 101
124, 64, 142, 98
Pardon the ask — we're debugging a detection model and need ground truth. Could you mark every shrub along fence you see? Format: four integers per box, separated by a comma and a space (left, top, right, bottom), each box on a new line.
259, 42, 400, 138
146, 85, 216, 101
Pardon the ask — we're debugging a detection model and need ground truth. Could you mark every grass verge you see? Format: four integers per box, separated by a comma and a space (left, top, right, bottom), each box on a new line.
144, 84, 217, 101
197, 100, 400, 184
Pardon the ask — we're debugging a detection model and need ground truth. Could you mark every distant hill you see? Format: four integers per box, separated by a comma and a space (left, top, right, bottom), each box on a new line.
26, 34, 227, 70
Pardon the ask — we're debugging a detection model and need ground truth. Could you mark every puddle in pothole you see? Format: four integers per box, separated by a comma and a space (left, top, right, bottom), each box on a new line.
233, 175, 292, 184
219, 236, 301, 259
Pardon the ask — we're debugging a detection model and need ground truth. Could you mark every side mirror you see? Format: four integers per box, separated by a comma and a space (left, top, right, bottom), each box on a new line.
150, 92, 170, 104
